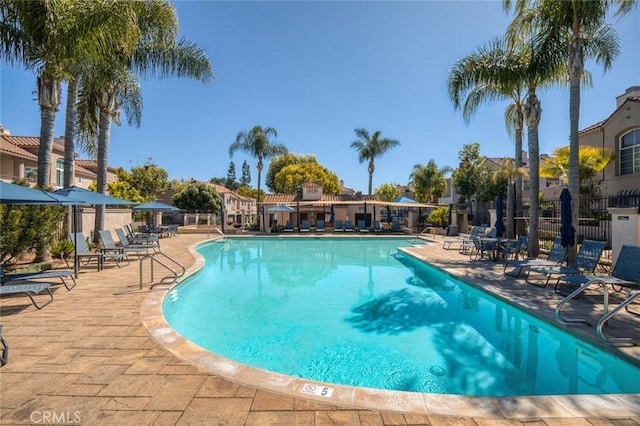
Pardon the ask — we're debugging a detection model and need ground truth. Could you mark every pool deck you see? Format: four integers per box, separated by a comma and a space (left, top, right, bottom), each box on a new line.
1, 232, 639, 425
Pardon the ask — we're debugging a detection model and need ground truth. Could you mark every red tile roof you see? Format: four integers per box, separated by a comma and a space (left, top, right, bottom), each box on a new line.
0, 136, 37, 160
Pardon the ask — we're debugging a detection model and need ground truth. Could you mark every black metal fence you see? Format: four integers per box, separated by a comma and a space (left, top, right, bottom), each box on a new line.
476, 191, 640, 249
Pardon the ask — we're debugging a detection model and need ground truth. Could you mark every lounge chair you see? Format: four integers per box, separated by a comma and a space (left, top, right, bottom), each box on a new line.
125, 223, 158, 244
372, 221, 382, 233
283, 220, 294, 232
344, 220, 354, 232
357, 220, 369, 233
115, 228, 160, 252
0, 323, 8, 365
98, 230, 150, 259
316, 220, 325, 233
1, 265, 76, 291
391, 220, 405, 234
504, 236, 567, 277
333, 220, 344, 232
526, 240, 606, 289
0, 281, 54, 309
69, 232, 127, 271
300, 220, 310, 233
556, 245, 640, 345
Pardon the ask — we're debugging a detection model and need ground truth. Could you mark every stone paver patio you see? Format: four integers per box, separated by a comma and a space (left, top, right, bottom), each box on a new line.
1, 231, 639, 425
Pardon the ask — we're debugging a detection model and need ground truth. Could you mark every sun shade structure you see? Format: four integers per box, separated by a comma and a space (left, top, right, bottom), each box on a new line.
53, 186, 137, 206
0, 181, 80, 205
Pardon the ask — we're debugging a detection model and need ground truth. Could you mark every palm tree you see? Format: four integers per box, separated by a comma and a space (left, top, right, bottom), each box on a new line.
447, 37, 528, 239
229, 126, 288, 231
350, 128, 400, 195
540, 145, 615, 196
0, 0, 136, 187
75, 0, 214, 236
505, 0, 635, 256
410, 160, 451, 204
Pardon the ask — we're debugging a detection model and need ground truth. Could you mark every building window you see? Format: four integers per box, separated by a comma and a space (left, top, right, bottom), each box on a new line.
620, 129, 640, 175
56, 159, 64, 187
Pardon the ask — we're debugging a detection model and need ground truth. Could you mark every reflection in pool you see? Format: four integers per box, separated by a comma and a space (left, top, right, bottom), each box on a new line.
163, 238, 640, 396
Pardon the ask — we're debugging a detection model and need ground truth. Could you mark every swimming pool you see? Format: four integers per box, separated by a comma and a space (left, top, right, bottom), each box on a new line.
163, 237, 640, 397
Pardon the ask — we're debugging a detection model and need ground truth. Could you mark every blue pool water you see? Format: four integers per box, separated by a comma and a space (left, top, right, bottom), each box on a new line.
163, 237, 640, 396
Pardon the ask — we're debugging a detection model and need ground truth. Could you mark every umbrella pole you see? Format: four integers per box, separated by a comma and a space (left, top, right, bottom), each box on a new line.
73, 205, 78, 279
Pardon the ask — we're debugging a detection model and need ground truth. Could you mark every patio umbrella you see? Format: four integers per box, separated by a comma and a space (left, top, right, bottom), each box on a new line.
495, 194, 505, 238
559, 188, 575, 248
54, 186, 137, 206
0, 181, 79, 205
54, 186, 136, 278
330, 204, 335, 223
267, 204, 294, 228
386, 205, 392, 222
133, 201, 179, 211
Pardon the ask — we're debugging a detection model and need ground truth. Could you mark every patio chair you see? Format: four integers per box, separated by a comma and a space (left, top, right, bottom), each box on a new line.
555, 245, 640, 345
98, 230, 150, 259
69, 232, 127, 271
125, 223, 158, 244
1, 265, 76, 291
300, 220, 310, 233
357, 220, 369, 233
391, 220, 405, 234
504, 236, 567, 277
372, 221, 382, 233
344, 220, 354, 232
283, 220, 294, 232
469, 235, 495, 261
333, 220, 344, 232
526, 240, 606, 289
0, 281, 54, 309
115, 228, 160, 252
316, 220, 325, 233
0, 323, 8, 366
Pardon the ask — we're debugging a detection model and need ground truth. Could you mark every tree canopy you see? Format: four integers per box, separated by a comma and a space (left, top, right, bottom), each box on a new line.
172, 182, 221, 213
274, 163, 341, 195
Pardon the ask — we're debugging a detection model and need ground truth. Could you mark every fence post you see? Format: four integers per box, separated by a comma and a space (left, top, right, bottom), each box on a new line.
607, 207, 640, 265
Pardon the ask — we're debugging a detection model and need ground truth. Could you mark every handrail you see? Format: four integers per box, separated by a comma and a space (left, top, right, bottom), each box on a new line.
596, 290, 640, 345
139, 251, 186, 289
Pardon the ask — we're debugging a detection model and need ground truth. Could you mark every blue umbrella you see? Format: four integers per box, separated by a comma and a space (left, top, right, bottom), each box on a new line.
0, 181, 80, 205
560, 188, 575, 248
495, 194, 505, 237
330, 204, 335, 223
133, 201, 180, 211
54, 186, 136, 205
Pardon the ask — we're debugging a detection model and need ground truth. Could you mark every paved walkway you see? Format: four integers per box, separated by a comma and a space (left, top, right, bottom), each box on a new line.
1, 232, 639, 425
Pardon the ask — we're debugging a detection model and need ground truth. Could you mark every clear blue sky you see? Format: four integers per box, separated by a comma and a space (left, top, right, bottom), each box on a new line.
1, 1, 638, 194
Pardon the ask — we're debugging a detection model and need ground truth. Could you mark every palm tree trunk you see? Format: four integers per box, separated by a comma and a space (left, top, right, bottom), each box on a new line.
256, 158, 263, 231
93, 110, 111, 242
525, 88, 541, 258
568, 43, 583, 262
36, 75, 61, 187
515, 122, 524, 237
63, 78, 79, 189
368, 160, 375, 195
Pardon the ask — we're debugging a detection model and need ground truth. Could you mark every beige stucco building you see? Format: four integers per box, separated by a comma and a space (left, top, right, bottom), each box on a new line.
0, 125, 117, 188
578, 86, 640, 195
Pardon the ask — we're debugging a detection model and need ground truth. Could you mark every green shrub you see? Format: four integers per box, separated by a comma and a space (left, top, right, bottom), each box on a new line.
50, 239, 75, 260
427, 207, 449, 228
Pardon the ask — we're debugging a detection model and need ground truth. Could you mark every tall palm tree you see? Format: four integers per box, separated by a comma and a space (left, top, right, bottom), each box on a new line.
410, 160, 451, 204
447, 37, 528, 239
350, 128, 400, 195
229, 126, 288, 231
506, 0, 635, 257
76, 0, 214, 236
0, 0, 136, 187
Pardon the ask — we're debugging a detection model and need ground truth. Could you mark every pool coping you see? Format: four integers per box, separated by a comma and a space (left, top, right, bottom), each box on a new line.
140, 237, 640, 419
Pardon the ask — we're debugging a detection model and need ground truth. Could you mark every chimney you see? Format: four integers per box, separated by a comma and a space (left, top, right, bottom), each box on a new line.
616, 86, 640, 108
